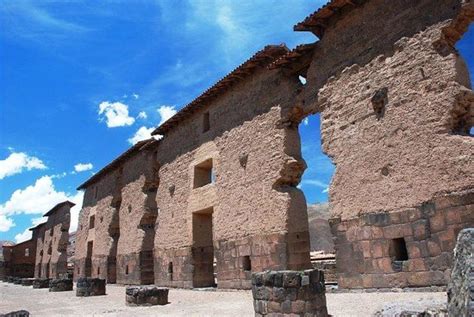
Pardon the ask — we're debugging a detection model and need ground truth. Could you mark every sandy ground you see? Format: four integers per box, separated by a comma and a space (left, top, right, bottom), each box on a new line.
0, 282, 446, 316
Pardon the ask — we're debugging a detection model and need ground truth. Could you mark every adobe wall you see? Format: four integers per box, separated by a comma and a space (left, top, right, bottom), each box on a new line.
74, 142, 159, 285
154, 64, 311, 289
74, 170, 121, 283
116, 146, 159, 285
34, 204, 71, 279
298, 0, 474, 288
4, 240, 36, 278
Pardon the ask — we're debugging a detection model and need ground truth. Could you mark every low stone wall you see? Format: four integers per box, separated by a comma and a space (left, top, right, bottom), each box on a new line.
32, 278, 50, 289
125, 286, 169, 306
447, 228, 473, 316
251, 270, 328, 317
76, 278, 106, 296
13, 278, 22, 285
330, 190, 474, 289
20, 278, 34, 286
49, 278, 73, 292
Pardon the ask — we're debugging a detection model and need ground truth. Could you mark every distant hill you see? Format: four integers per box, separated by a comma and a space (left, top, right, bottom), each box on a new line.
307, 203, 334, 253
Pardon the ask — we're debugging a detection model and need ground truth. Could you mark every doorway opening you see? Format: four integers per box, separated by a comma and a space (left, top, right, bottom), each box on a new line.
192, 207, 215, 288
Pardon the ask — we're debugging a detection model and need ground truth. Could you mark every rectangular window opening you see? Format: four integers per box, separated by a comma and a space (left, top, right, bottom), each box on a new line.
89, 215, 95, 229
25, 248, 29, 257
193, 159, 213, 188
125, 265, 129, 275
242, 256, 251, 271
168, 262, 173, 281
390, 238, 409, 261
202, 112, 210, 133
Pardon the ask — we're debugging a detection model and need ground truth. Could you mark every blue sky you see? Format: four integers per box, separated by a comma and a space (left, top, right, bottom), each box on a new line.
0, 1, 472, 243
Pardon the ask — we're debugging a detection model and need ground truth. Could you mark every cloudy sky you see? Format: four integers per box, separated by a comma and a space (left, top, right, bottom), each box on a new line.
0, 1, 473, 243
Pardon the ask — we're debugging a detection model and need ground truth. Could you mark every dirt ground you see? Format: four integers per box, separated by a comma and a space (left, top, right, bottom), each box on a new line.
0, 282, 446, 316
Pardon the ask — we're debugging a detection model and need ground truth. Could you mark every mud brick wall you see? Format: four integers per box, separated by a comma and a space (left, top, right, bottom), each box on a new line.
252, 270, 328, 316
34, 202, 72, 279
3, 240, 36, 278
154, 55, 312, 289
330, 190, 474, 289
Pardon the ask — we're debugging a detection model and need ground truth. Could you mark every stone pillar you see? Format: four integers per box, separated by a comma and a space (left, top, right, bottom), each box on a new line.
32, 278, 50, 289
125, 286, 169, 306
76, 277, 106, 296
251, 270, 328, 317
447, 228, 473, 317
49, 278, 73, 292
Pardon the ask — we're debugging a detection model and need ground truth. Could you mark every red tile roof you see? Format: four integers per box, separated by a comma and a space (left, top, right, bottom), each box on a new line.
268, 43, 317, 71
77, 138, 158, 190
294, 0, 367, 38
151, 44, 290, 136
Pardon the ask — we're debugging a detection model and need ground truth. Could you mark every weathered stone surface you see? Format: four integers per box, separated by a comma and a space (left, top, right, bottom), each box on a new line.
49, 278, 73, 292
447, 228, 473, 317
76, 277, 106, 296
125, 286, 169, 306
0, 310, 30, 317
32, 278, 50, 289
252, 270, 328, 316
32, 202, 73, 280
13, 277, 22, 285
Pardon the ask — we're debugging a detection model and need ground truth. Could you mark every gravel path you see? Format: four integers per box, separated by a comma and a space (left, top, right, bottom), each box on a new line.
0, 282, 446, 316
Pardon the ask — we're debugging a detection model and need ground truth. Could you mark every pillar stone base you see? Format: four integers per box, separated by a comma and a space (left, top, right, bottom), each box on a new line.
49, 278, 73, 292
21, 278, 35, 286
251, 270, 328, 317
32, 278, 50, 289
125, 286, 169, 306
76, 278, 106, 297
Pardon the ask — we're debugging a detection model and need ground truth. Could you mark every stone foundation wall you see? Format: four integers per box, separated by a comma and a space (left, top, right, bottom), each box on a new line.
330, 189, 474, 289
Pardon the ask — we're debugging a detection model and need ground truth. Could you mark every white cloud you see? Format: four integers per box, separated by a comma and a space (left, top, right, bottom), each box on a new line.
74, 163, 93, 172
302, 118, 309, 126
128, 126, 156, 145
137, 111, 147, 119
14, 228, 31, 243
98, 101, 135, 128
302, 179, 329, 193
0, 152, 46, 180
0, 175, 83, 232
157, 105, 177, 125
132, 93, 139, 99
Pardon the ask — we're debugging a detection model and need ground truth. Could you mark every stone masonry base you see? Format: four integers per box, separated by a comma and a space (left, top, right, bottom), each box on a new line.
251, 269, 328, 316
330, 189, 474, 289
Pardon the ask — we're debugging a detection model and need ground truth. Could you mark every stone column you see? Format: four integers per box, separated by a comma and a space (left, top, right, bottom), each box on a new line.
251, 270, 328, 316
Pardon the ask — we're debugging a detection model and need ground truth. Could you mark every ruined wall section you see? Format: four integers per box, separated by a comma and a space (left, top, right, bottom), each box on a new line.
33, 225, 46, 278
74, 170, 121, 282
304, 0, 473, 220
154, 67, 311, 289
298, 0, 473, 288
117, 146, 158, 285
4, 240, 36, 278
37, 205, 71, 279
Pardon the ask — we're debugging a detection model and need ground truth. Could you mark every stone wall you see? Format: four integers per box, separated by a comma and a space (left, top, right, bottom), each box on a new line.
33, 202, 72, 279
330, 189, 473, 288
293, 0, 474, 289
251, 270, 328, 316
74, 140, 158, 285
3, 240, 36, 278
153, 48, 312, 289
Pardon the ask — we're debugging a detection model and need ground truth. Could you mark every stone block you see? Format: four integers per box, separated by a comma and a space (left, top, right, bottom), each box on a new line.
0, 310, 30, 317
13, 277, 22, 285
32, 278, 50, 289
76, 277, 106, 296
49, 278, 73, 292
20, 278, 34, 286
282, 271, 301, 288
447, 229, 474, 317
126, 286, 169, 306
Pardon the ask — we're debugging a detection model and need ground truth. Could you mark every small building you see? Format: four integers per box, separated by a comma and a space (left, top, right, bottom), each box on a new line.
2, 239, 36, 279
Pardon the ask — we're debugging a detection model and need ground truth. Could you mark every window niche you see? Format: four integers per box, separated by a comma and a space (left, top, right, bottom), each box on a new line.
389, 238, 409, 262
202, 111, 210, 133
193, 159, 214, 188
89, 215, 95, 229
